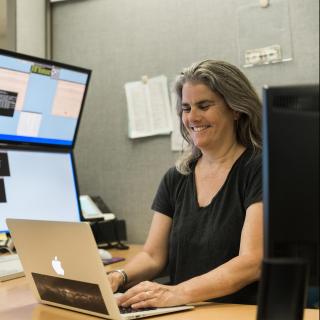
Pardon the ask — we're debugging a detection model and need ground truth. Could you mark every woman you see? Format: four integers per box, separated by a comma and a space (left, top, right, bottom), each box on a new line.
108, 60, 263, 308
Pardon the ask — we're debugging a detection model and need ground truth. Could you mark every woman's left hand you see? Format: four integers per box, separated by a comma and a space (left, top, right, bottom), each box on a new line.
117, 281, 187, 308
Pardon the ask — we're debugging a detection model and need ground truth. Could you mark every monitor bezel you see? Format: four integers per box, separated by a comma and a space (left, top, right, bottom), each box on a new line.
0, 48, 91, 150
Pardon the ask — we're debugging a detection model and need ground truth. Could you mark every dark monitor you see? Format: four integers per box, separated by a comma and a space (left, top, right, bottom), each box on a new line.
0, 147, 82, 233
0, 49, 91, 149
262, 84, 319, 289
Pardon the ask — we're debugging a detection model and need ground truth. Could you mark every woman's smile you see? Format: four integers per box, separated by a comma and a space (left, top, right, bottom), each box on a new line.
190, 125, 211, 132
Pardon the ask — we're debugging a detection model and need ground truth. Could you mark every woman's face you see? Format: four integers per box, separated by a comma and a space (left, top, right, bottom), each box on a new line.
181, 82, 237, 151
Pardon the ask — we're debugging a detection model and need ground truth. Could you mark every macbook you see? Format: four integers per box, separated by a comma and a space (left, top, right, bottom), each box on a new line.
6, 218, 194, 319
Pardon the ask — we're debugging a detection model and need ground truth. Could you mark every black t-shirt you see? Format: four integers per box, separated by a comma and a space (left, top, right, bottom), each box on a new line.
151, 148, 262, 304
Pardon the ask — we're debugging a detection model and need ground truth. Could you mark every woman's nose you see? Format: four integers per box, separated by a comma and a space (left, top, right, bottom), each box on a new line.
188, 107, 201, 120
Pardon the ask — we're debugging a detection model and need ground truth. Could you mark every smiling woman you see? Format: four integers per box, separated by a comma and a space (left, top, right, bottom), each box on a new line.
108, 60, 263, 308
180, 82, 237, 154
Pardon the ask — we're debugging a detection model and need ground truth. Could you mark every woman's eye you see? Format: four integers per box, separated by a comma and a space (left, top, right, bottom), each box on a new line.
199, 104, 211, 110
181, 106, 190, 112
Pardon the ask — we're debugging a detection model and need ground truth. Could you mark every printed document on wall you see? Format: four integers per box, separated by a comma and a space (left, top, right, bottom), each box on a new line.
125, 75, 173, 138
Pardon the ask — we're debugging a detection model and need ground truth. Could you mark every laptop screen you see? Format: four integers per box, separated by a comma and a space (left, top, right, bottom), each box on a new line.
0, 148, 81, 233
0, 49, 91, 148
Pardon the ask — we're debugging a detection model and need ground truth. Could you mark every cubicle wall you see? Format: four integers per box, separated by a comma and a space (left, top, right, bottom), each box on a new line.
51, 0, 319, 243
0, 0, 48, 57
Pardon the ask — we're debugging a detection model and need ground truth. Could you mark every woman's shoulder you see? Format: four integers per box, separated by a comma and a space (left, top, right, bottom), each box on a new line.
238, 150, 262, 185
235, 148, 262, 177
160, 165, 192, 188
241, 148, 262, 166
163, 166, 186, 180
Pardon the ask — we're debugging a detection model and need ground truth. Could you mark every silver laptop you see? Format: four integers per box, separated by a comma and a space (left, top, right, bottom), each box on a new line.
6, 218, 194, 320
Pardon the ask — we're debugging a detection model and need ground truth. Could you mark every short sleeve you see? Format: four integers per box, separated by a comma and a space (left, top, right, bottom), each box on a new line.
151, 167, 176, 218
243, 154, 262, 210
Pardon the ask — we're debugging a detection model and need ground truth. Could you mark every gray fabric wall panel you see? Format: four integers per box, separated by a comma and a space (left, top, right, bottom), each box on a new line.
51, 0, 319, 244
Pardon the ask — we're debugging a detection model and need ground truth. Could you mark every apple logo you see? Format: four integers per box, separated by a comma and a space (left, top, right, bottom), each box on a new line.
51, 256, 65, 276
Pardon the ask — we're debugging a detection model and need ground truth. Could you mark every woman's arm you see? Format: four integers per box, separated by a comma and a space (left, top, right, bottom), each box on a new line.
118, 202, 263, 308
108, 212, 172, 292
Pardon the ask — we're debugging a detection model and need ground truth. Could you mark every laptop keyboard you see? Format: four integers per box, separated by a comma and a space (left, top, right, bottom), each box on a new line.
119, 306, 157, 314
0, 253, 24, 281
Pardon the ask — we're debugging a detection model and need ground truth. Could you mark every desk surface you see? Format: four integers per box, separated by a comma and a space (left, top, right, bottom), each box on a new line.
0, 245, 319, 320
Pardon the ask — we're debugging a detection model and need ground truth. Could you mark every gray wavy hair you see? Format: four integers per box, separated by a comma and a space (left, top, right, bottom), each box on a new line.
174, 60, 262, 175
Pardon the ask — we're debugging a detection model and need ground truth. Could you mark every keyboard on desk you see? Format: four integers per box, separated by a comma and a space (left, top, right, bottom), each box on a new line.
0, 254, 24, 281
119, 306, 157, 314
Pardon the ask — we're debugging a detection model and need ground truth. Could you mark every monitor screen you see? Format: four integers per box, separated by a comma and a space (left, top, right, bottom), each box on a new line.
0, 148, 81, 233
0, 49, 91, 148
262, 84, 319, 288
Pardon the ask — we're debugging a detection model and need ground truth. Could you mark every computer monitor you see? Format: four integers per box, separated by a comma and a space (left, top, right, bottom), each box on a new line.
0, 49, 91, 148
0, 147, 82, 233
262, 84, 319, 288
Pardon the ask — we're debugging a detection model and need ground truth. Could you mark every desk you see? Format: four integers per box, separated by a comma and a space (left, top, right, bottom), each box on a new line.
0, 245, 319, 320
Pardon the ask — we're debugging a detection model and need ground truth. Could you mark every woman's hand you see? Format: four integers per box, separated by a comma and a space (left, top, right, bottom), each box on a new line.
117, 281, 188, 308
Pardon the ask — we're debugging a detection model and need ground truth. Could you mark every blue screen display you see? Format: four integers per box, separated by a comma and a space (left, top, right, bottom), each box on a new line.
0, 149, 81, 233
0, 51, 90, 147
